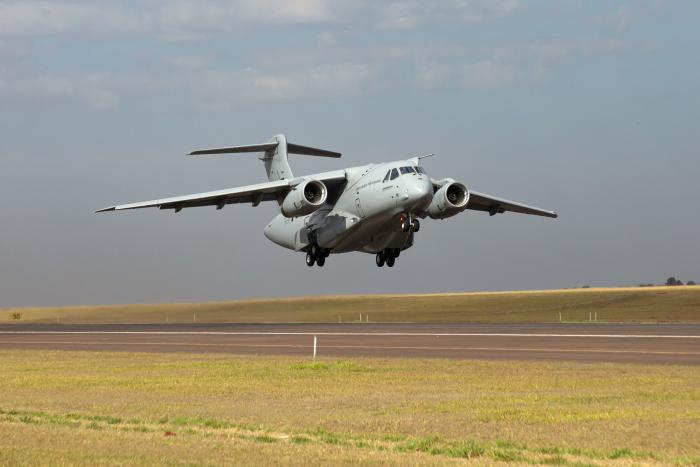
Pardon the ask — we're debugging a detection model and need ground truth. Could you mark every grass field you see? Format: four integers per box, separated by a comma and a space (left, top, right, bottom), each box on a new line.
2, 286, 700, 324
0, 350, 698, 465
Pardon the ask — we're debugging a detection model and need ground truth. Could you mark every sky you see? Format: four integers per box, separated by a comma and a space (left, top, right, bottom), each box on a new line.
1, 0, 698, 307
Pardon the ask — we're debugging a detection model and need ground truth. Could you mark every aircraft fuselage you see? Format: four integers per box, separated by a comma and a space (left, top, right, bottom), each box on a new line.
263, 160, 432, 255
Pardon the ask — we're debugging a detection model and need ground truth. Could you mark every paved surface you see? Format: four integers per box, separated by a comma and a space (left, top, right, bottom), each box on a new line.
1, 323, 699, 364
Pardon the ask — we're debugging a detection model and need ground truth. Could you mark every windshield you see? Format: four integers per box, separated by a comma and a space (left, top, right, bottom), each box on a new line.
399, 166, 415, 175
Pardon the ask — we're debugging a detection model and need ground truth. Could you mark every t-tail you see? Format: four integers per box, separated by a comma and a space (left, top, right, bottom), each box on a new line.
189, 134, 341, 182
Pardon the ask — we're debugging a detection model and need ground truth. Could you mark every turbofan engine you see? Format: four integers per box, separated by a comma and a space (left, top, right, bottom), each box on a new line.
427, 181, 469, 219
281, 179, 328, 217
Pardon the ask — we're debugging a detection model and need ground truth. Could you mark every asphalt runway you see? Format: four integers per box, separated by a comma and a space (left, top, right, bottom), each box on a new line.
1, 323, 699, 364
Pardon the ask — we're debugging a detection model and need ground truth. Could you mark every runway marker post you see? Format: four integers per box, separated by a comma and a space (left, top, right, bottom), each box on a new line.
313, 335, 317, 359
559, 312, 562, 322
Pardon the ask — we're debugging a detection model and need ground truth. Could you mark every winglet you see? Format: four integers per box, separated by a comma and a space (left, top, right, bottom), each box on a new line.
95, 206, 116, 213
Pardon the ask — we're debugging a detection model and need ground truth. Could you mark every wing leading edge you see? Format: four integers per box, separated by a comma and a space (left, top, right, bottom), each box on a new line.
96, 170, 346, 213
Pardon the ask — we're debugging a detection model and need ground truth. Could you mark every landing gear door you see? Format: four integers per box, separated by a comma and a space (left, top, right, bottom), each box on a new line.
355, 197, 366, 218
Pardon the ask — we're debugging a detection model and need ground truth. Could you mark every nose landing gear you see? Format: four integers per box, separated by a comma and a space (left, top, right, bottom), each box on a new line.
398, 213, 421, 233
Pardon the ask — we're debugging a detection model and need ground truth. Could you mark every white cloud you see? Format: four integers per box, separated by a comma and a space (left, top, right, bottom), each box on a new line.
0, 70, 163, 110
375, 0, 520, 30
461, 60, 516, 89
166, 55, 212, 71
447, 0, 520, 22
595, 5, 631, 31
0, 0, 340, 38
0, 2, 147, 36
413, 62, 452, 90
192, 63, 372, 110
377, 3, 420, 30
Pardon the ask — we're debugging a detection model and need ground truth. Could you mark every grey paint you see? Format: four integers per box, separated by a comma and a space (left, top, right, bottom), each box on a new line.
98, 135, 556, 266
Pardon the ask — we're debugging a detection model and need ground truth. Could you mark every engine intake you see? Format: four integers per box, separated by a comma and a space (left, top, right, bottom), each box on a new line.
427, 181, 469, 219
281, 179, 327, 217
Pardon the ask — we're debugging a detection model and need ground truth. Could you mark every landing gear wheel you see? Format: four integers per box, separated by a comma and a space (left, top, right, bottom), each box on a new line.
386, 255, 396, 267
400, 218, 411, 233
316, 255, 325, 267
393, 248, 401, 258
305, 252, 315, 267
411, 219, 420, 232
375, 252, 385, 267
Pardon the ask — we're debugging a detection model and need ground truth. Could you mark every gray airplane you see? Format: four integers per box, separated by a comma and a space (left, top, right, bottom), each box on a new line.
97, 134, 557, 267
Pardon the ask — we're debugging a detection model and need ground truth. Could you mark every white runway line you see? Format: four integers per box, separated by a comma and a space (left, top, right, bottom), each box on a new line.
0, 331, 699, 339
4, 340, 700, 356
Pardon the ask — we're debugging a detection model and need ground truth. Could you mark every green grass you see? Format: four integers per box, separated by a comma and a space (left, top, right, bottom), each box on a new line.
0, 350, 698, 465
3, 285, 700, 324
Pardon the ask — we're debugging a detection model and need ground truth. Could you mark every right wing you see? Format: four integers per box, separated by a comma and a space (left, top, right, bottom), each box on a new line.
96, 170, 346, 213
467, 190, 558, 218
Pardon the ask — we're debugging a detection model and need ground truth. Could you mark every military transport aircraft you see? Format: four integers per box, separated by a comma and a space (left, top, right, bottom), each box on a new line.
97, 134, 557, 267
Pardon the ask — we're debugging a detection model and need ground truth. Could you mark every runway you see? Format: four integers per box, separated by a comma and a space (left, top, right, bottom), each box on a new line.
1, 323, 699, 364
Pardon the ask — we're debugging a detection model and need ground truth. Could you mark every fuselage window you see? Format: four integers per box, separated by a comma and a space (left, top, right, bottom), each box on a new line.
382, 170, 390, 183
389, 168, 399, 180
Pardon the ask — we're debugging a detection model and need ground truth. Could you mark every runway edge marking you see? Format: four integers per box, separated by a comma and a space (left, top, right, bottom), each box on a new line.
1, 331, 699, 339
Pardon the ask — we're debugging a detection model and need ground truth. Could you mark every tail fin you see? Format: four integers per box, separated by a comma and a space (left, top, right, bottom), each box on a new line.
189, 134, 341, 182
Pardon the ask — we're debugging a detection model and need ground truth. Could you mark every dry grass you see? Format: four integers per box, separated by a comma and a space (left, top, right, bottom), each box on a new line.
2, 286, 700, 324
0, 350, 698, 465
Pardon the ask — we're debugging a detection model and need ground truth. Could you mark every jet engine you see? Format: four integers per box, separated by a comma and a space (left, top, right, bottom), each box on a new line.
281, 179, 327, 217
427, 181, 469, 219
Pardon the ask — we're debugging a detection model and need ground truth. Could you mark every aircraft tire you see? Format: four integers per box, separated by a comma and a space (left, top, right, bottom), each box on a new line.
386, 256, 395, 267
400, 218, 411, 232
375, 253, 385, 267
316, 255, 325, 267
411, 219, 420, 232
306, 252, 315, 267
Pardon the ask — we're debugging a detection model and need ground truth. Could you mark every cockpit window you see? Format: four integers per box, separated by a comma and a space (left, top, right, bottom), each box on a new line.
389, 168, 399, 180
415, 166, 427, 174
382, 170, 390, 182
399, 166, 415, 175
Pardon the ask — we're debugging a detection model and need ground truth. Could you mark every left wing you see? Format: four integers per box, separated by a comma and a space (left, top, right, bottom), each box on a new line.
96, 170, 346, 213
467, 190, 558, 218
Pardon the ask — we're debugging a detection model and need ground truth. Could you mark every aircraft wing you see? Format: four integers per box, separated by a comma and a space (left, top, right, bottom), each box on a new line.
96, 170, 346, 213
467, 190, 558, 218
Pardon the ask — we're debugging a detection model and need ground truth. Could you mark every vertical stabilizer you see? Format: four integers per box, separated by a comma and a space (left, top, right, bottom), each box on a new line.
263, 134, 293, 181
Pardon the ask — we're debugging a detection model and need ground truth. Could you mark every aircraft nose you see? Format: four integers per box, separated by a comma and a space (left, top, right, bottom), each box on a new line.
406, 177, 433, 210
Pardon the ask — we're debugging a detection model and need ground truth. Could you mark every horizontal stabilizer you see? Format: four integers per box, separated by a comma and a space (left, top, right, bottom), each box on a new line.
189, 143, 277, 156
189, 140, 340, 158
287, 143, 341, 158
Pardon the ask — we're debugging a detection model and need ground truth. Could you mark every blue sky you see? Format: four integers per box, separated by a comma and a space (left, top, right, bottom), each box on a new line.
1, 0, 698, 307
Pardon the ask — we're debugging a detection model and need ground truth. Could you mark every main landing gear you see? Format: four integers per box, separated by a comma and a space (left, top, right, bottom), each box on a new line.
305, 244, 329, 267
376, 248, 400, 268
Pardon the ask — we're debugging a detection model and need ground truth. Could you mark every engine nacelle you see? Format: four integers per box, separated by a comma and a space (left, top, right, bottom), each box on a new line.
427, 181, 469, 219
281, 179, 327, 218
